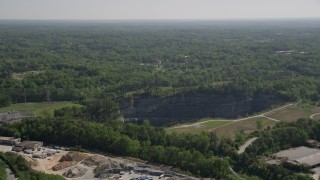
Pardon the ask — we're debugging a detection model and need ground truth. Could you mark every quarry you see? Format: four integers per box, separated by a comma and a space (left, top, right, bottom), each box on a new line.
0, 137, 194, 180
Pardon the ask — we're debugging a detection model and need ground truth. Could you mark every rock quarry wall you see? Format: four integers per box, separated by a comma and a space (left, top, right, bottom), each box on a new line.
120, 91, 285, 125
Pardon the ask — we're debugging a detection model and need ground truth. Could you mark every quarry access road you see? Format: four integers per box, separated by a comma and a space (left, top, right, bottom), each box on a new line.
169, 103, 296, 129
238, 137, 258, 154
229, 167, 245, 180
4, 164, 17, 180
310, 113, 320, 120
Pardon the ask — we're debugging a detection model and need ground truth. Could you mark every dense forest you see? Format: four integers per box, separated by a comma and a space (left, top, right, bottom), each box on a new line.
1, 20, 320, 179
1, 20, 320, 111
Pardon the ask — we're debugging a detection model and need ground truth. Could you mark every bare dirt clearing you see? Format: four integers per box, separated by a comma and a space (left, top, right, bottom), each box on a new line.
0, 145, 188, 179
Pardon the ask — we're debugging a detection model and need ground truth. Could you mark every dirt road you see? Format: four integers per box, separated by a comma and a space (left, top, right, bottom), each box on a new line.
5, 165, 17, 180
238, 137, 258, 154
310, 113, 320, 120
169, 103, 295, 130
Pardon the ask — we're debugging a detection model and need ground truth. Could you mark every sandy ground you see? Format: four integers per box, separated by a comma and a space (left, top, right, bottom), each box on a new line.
311, 167, 320, 180
0, 144, 12, 152
27, 149, 69, 174
71, 163, 98, 180
120, 172, 167, 180
0, 144, 184, 180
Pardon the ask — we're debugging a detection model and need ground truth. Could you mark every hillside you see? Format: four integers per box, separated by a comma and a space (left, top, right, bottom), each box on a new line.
1, 20, 320, 179
1, 20, 320, 125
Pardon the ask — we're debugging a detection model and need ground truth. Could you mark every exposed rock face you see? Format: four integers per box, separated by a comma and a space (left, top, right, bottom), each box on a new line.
120, 91, 285, 125
0, 112, 28, 124
63, 166, 87, 178
81, 155, 109, 167
52, 152, 89, 171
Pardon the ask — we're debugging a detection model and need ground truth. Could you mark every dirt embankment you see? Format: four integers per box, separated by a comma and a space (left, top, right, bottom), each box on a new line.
0, 112, 29, 124
52, 152, 89, 171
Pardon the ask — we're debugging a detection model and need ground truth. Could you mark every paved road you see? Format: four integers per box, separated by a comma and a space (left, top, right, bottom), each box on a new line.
238, 137, 258, 154
169, 103, 295, 130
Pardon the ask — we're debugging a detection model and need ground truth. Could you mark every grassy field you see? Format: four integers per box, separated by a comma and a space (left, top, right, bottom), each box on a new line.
167, 117, 276, 138
0, 102, 81, 118
211, 117, 276, 138
266, 104, 320, 122
166, 103, 320, 138
0, 159, 6, 180
166, 120, 231, 135
168, 117, 228, 128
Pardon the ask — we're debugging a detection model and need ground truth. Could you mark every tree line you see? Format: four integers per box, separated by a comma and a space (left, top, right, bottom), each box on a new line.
1, 116, 318, 179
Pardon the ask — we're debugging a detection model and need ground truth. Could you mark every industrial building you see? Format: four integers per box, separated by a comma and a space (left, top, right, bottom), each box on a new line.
0, 136, 21, 145
12, 141, 43, 152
